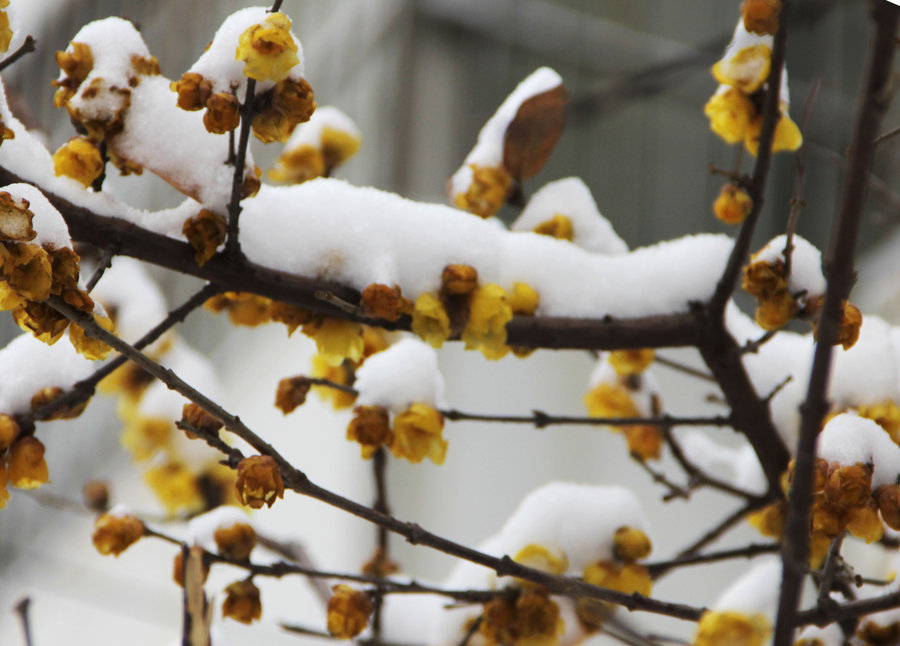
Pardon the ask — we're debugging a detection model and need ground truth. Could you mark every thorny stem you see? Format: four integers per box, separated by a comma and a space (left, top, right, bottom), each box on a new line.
225, 79, 257, 258
773, 5, 899, 644
0, 36, 36, 73
27, 282, 219, 425
49, 301, 706, 622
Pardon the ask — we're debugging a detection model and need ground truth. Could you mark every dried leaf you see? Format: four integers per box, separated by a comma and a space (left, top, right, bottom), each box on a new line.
502, 84, 568, 181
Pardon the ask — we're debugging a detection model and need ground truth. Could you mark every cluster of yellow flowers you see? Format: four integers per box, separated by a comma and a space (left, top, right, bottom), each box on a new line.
742, 252, 861, 346
577, 527, 654, 633
269, 108, 362, 184
583, 349, 663, 461
703, 4, 800, 158
346, 402, 448, 465
1, 421, 50, 508
52, 40, 161, 183
479, 588, 564, 646
411, 264, 539, 360
0, 192, 113, 358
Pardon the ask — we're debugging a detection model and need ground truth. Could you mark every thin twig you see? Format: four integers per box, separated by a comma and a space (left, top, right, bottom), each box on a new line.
85, 243, 119, 292
371, 447, 391, 640
773, 6, 900, 644
646, 543, 780, 579
315, 290, 361, 315
225, 79, 257, 258
873, 124, 900, 145
256, 534, 331, 605
0, 36, 36, 73
652, 354, 716, 382
673, 500, 768, 562
633, 456, 690, 501
816, 534, 845, 607
739, 330, 777, 355
662, 426, 761, 500
13, 597, 33, 646
49, 301, 706, 622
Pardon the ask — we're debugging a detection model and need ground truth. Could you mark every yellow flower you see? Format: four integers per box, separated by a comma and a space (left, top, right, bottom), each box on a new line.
269, 301, 314, 335
181, 402, 224, 436
7, 436, 50, 490
205, 292, 271, 326
583, 382, 639, 419
624, 424, 663, 461
480, 589, 563, 646
712, 44, 772, 94
694, 611, 771, 646
845, 499, 883, 543
747, 502, 785, 538
68, 313, 115, 360
454, 165, 512, 218
92, 512, 144, 556
236, 12, 299, 82
53, 137, 105, 188
704, 87, 756, 145
30, 386, 88, 421
857, 400, 900, 444
836, 301, 862, 350
222, 580, 262, 624
713, 184, 753, 225
583, 561, 652, 597
327, 585, 373, 639
304, 318, 365, 367
744, 109, 802, 156
612, 526, 652, 562
742, 0, 781, 35
144, 462, 204, 514
509, 282, 539, 316
0, 413, 19, 451
0, 459, 9, 509
53, 42, 94, 109
441, 264, 479, 295
462, 283, 513, 360
235, 455, 284, 509
411, 292, 451, 348
310, 354, 358, 409
360, 283, 407, 321
171, 72, 212, 111
533, 214, 574, 241
321, 126, 361, 169
202, 92, 241, 134
513, 543, 569, 575
268, 145, 324, 184
0, 191, 36, 242
3, 242, 52, 301
0, 10, 10, 54
12, 301, 70, 344
607, 349, 655, 376
214, 522, 257, 561
824, 462, 872, 508
346, 405, 392, 459
183, 209, 227, 267
390, 403, 447, 465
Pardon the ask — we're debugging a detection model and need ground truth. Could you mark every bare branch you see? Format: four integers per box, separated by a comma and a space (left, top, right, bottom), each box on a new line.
0, 36, 36, 73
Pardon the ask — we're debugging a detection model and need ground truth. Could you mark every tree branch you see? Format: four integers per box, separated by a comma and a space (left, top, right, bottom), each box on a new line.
773, 5, 900, 644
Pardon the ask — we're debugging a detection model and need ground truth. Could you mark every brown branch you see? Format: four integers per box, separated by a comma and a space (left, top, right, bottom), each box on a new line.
442, 410, 733, 429
84, 243, 120, 292
256, 534, 331, 605
773, 5, 900, 644
652, 354, 716, 383
673, 500, 767, 562
646, 542, 779, 579
662, 426, 762, 500
795, 590, 900, 628
0, 36, 36, 73
225, 78, 256, 258
52, 301, 705, 623
371, 447, 391, 640
13, 597, 33, 646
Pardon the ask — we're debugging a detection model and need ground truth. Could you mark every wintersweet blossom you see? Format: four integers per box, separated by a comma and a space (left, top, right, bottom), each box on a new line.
462, 283, 513, 360
411, 293, 451, 348
0, 413, 18, 450
704, 87, 756, 145
453, 164, 512, 218
52, 137, 104, 188
304, 318, 365, 366
310, 354, 357, 409
513, 543, 569, 576
222, 580, 262, 623
713, 184, 753, 225
67, 313, 114, 361
480, 589, 563, 646
390, 403, 447, 464
235, 454, 284, 509
144, 461, 204, 514
327, 585, 373, 639
7, 436, 49, 489
346, 405, 392, 459
214, 522, 257, 561
236, 12, 299, 82
182, 209, 227, 266
92, 510, 144, 556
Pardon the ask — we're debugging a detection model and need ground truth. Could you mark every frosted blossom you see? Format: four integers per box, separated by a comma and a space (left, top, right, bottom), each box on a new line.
587, 357, 660, 417
818, 413, 900, 488
511, 177, 628, 255
240, 179, 733, 319
1, 182, 72, 249
753, 234, 826, 302
186, 7, 305, 100
0, 333, 94, 414
449, 67, 562, 198
354, 337, 446, 413
279, 105, 360, 153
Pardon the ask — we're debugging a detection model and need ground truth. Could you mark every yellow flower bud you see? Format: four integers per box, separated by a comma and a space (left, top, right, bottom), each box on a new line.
183, 209, 227, 267
509, 282, 540, 316
205, 292, 271, 326
214, 522, 257, 561
411, 292, 451, 349
53, 42, 94, 109
713, 184, 753, 225
347, 405, 392, 459
68, 312, 115, 361
360, 283, 406, 321
441, 264, 479, 296
235, 455, 284, 509
480, 589, 563, 646
275, 376, 312, 414
390, 403, 447, 465
181, 403, 223, 436
583, 560, 652, 597
303, 318, 365, 367
53, 137, 104, 188
202, 92, 240, 134
327, 585, 373, 639
454, 165, 512, 218
3, 242, 52, 301
824, 462, 872, 509
7, 436, 49, 490
744, 109, 803, 156
92, 512, 144, 556
30, 385, 88, 420
171, 72, 212, 111
533, 213, 574, 241
12, 301, 69, 345
742, 0, 781, 35
268, 145, 324, 184
236, 12, 299, 82
0, 413, 20, 451
222, 579, 262, 624
320, 125, 361, 170
462, 283, 512, 360
704, 87, 756, 145
624, 424, 663, 461
612, 526, 652, 562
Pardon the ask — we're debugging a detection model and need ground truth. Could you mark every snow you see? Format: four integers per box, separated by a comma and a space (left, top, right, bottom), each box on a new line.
0, 333, 94, 415
818, 413, 900, 488
754, 234, 826, 301
712, 556, 780, 615
449, 66, 562, 197
240, 179, 733, 319
511, 177, 628, 255
719, 19, 773, 64
353, 337, 446, 412
185, 7, 305, 101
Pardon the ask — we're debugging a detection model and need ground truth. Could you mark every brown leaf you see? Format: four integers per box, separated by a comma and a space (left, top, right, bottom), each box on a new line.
502, 84, 568, 181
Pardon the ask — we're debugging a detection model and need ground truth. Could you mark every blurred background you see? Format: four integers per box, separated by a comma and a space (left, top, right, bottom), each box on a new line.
1, 0, 899, 645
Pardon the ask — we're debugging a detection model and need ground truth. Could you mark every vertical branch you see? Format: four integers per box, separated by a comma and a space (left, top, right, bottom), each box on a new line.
13, 597, 33, 646
773, 4, 900, 644
371, 447, 391, 640
225, 79, 257, 258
